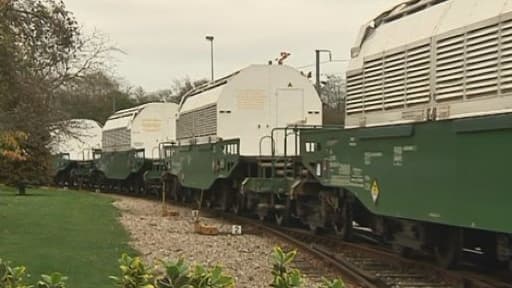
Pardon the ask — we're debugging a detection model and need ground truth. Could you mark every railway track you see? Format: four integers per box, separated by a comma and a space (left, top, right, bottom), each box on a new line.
212, 211, 512, 288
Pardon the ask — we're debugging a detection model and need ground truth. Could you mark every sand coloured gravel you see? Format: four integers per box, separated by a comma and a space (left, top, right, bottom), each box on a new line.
111, 195, 344, 288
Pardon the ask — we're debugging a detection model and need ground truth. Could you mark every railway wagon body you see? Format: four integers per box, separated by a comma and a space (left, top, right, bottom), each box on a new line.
96, 102, 178, 192
50, 119, 102, 186
301, 0, 512, 267
167, 64, 322, 217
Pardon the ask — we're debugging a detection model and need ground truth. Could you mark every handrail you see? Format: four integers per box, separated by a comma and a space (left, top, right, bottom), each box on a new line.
151, 146, 160, 159
81, 148, 100, 161
158, 141, 176, 159
268, 124, 345, 178
258, 135, 274, 157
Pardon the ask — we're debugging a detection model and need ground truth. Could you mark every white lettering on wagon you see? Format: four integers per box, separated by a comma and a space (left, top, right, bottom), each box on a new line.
393, 145, 417, 167
364, 152, 383, 165
350, 167, 364, 187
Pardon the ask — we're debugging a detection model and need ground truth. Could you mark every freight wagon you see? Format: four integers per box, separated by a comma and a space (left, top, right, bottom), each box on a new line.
301, 0, 512, 268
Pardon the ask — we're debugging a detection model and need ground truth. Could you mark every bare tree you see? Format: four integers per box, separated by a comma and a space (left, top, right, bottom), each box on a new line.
0, 0, 117, 189
320, 74, 346, 108
319, 74, 346, 125
169, 77, 208, 104
56, 71, 137, 124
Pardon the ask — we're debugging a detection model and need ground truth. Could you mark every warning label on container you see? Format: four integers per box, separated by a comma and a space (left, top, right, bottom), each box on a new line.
371, 180, 380, 204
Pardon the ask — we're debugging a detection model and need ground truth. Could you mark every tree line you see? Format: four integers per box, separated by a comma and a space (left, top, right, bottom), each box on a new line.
0, 0, 206, 188
55, 73, 208, 124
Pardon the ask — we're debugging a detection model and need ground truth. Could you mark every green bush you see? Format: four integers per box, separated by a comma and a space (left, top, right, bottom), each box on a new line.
270, 247, 345, 288
0, 258, 31, 288
154, 258, 234, 288
2, 247, 343, 288
318, 278, 345, 288
0, 259, 67, 288
109, 254, 154, 288
187, 264, 234, 288
110, 255, 234, 288
271, 247, 303, 288
37, 273, 68, 288
153, 259, 190, 288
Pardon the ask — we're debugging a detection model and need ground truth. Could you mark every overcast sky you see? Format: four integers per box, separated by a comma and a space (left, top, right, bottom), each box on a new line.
64, 0, 401, 91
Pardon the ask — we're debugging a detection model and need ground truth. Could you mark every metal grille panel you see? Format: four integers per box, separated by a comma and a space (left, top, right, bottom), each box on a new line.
346, 43, 431, 115
177, 104, 217, 140
346, 15, 512, 125
102, 128, 131, 151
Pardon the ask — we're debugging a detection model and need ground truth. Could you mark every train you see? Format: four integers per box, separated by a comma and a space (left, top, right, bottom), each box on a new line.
51, 0, 512, 271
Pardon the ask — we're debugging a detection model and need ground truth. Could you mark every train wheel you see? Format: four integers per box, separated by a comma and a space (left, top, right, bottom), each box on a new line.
257, 206, 268, 221
140, 183, 147, 195
308, 222, 320, 234
180, 188, 189, 203
170, 186, 178, 202
232, 201, 240, 214
219, 184, 232, 212
232, 193, 245, 215
434, 228, 462, 268
169, 178, 180, 202
332, 200, 353, 241
274, 210, 289, 226
392, 244, 413, 258
133, 182, 140, 195
205, 191, 214, 209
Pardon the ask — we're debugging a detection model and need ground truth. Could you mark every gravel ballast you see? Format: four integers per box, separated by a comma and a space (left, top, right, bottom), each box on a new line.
111, 195, 342, 288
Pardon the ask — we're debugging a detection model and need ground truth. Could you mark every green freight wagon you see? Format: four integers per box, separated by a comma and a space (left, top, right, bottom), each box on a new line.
96, 103, 178, 193
300, 0, 512, 268
166, 64, 323, 219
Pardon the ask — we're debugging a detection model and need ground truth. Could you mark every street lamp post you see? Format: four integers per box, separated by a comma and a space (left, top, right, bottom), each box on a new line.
205, 35, 214, 81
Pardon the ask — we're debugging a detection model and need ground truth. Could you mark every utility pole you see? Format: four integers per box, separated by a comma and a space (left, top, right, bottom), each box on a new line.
316, 51, 320, 93
315, 49, 332, 97
205, 35, 214, 81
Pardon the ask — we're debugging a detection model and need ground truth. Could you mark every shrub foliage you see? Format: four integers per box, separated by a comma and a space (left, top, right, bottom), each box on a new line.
0, 259, 67, 288
1, 247, 343, 288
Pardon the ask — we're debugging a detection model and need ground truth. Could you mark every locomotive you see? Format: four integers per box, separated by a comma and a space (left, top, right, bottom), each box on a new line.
52, 0, 512, 270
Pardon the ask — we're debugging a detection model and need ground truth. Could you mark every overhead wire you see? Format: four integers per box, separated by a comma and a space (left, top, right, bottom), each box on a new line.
295, 59, 349, 70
